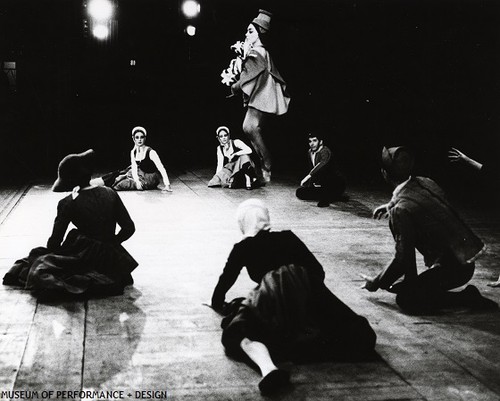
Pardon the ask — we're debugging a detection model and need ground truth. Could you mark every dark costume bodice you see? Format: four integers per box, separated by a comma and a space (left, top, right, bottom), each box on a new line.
134, 147, 158, 173
211, 230, 325, 308
46, 186, 135, 250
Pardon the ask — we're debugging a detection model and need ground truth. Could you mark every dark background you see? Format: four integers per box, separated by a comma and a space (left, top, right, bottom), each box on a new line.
1, 0, 499, 193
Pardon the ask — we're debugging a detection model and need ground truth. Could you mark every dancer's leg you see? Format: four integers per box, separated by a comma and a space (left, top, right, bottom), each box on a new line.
395, 261, 496, 313
242, 107, 271, 173
90, 177, 105, 187
239, 338, 277, 377
239, 338, 290, 394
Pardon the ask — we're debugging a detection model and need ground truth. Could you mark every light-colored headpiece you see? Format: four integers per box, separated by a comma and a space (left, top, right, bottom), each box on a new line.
132, 126, 147, 137
236, 198, 271, 238
216, 126, 230, 137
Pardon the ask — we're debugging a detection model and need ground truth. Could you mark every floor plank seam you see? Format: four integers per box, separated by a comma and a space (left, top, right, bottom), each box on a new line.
81, 300, 89, 391
11, 300, 39, 392
382, 357, 429, 401
0, 184, 32, 228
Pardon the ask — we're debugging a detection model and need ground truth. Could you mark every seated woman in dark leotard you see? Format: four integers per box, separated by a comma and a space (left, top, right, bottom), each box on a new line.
93, 126, 172, 192
210, 199, 376, 395
3, 149, 138, 300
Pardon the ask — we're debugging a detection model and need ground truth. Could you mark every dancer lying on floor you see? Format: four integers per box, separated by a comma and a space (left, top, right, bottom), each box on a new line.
92, 126, 172, 192
361, 146, 497, 314
3, 149, 137, 300
211, 199, 376, 395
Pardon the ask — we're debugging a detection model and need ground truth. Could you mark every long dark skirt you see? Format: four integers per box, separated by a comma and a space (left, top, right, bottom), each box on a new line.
3, 229, 138, 298
101, 166, 161, 191
221, 264, 376, 363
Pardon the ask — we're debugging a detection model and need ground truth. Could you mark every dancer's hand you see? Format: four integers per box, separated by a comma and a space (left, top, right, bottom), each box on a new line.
135, 180, 143, 190
359, 273, 378, 292
487, 280, 500, 288
373, 203, 389, 219
161, 184, 172, 193
300, 175, 311, 187
448, 147, 467, 163
205, 302, 229, 315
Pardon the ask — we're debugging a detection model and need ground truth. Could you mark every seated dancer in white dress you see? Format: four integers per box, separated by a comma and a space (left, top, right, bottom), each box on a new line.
208, 126, 259, 190
93, 126, 172, 192
211, 199, 376, 395
3, 150, 137, 300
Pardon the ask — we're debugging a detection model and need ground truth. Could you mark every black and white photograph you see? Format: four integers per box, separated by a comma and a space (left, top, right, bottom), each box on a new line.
1, 0, 500, 399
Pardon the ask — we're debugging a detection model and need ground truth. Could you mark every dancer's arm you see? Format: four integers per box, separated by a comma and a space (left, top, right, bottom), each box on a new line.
150, 149, 172, 191
211, 245, 245, 311
363, 207, 417, 291
114, 193, 136, 243
216, 147, 224, 173
229, 139, 252, 161
46, 200, 71, 251
448, 148, 483, 171
308, 147, 331, 177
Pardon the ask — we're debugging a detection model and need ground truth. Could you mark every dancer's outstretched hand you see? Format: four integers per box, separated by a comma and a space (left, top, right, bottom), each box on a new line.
373, 203, 389, 220
360, 273, 378, 292
448, 147, 466, 163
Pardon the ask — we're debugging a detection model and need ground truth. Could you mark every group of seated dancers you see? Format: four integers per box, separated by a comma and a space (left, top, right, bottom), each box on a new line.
2, 125, 499, 395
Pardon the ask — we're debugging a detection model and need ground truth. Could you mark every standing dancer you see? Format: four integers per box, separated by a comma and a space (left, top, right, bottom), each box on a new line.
223, 10, 290, 182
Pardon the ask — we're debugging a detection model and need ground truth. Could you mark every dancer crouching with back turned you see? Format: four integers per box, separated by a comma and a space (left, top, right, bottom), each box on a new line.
3, 150, 137, 300
361, 146, 497, 314
211, 199, 376, 395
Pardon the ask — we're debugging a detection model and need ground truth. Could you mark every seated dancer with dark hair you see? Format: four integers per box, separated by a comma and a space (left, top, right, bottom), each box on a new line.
361, 146, 497, 314
211, 199, 376, 395
3, 149, 137, 300
92, 126, 172, 192
296, 132, 346, 207
208, 126, 259, 190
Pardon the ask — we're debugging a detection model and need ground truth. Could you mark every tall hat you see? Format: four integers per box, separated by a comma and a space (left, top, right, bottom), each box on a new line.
132, 126, 147, 137
381, 146, 414, 180
252, 9, 272, 32
52, 149, 95, 192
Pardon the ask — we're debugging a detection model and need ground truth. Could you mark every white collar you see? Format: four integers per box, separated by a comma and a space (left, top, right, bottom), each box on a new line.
392, 176, 412, 197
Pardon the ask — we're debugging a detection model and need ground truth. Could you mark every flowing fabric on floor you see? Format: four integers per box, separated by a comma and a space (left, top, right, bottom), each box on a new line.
221, 264, 376, 362
4, 229, 137, 296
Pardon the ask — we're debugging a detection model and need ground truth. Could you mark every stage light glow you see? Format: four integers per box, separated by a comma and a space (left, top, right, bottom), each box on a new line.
182, 0, 200, 18
88, 0, 114, 20
186, 25, 196, 36
92, 24, 110, 40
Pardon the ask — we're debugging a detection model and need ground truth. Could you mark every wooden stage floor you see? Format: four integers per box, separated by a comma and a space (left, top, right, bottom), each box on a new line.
1, 169, 500, 401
